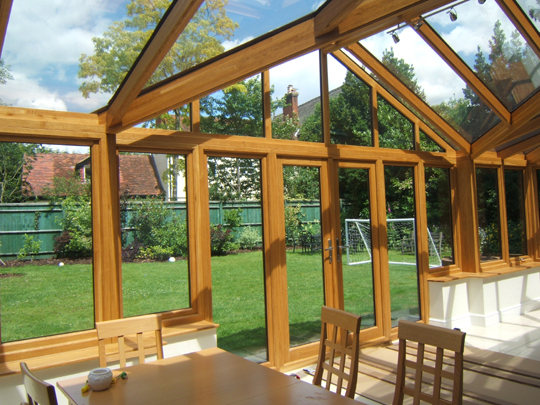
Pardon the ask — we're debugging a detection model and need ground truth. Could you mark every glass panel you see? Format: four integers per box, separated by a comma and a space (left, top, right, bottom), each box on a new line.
517, 0, 540, 32
283, 166, 324, 347
271, 51, 322, 142
476, 168, 502, 262
361, 26, 500, 142
200, 75, 263, 137
0, 143, 94, 342
209, 157, 266, 361
121, 153, 190, 317
505, 169, 527, 256
339, 168, 376, 328
425, 167, 454, 267
378, 95, 414, 150
152, 0, 329, 84
426, 0, 540, 111
328, 55, 373, 146
420, 130, 445, 152
385, 165, 420, 326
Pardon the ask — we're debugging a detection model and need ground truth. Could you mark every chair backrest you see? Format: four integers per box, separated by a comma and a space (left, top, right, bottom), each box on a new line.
312, 306, 362, 399
96, 314, 164, 368
393, 320, 466, 405
20, 362, 58, 405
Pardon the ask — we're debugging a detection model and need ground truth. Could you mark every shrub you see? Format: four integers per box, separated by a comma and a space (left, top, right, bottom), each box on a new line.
210, 225, 238, 256
238, 226, 261, 250
137, 246, 174, 261
17, 234, 42, 260
54, 197, 92, 259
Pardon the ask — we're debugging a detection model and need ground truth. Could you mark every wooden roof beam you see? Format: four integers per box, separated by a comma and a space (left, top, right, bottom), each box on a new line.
107, 0, 455, 133
414, 22, 511, 124
497, 0, 540, 60
345, 42, 470, 152
0, 0, 13, 57
498, 133, 540, 160
525, 144, 540, 164
472, 91, 540, 158
314, 0, 367, 37
105, 0, 204, 129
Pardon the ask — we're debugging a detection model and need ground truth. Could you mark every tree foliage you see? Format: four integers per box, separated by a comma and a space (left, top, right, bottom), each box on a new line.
79, 0, 237, 98
0, 143, 41, 203
0, 58, 13, 106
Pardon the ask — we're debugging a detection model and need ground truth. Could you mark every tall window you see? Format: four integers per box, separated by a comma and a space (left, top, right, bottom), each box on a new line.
505, 169, 527, 257
476, 168, 502, 262
0, 142, 94, 342
120, 153, 190, 317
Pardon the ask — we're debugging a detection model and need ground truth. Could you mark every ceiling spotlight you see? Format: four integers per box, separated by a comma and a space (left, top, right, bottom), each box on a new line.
448, 8, 458, 22
412, 19, 424, 30
391, 32, 400, 44
478, 0, 487, 4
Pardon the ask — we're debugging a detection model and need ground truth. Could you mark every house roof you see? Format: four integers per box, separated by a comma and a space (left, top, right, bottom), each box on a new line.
26, 153, 162, 198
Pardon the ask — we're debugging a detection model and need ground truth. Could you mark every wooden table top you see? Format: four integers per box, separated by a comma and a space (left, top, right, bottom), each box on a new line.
57, 347, 360, 404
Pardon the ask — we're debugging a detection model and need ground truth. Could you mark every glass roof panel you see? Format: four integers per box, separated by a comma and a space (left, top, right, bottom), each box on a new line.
515, 0, 540, 34
148, 0, 328, 89
0, 0, 138, 113
425, 0, 540, 111
360, 24, 500, 142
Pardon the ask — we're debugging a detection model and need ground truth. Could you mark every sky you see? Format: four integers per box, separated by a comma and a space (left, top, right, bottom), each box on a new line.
0, 0, 538, 118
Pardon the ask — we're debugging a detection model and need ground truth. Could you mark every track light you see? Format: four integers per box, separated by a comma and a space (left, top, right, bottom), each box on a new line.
478, 0, 486, 4
412, 19, 424, 30
448, 8, 458, 22
391, 32, 400, 44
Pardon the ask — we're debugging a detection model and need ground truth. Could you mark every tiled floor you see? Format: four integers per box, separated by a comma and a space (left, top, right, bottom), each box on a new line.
457, 308, 540, 361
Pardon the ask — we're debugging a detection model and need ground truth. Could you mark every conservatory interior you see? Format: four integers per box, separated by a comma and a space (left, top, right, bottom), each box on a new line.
2, 0, 540, 403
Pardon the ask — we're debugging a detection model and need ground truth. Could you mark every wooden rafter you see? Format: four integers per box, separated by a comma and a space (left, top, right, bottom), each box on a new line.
106, 0, 456, 133
0, 0, 13, 57
414, 22, 511, 124
525, 144, 540, 164
497, 0, 540, 60
106, 0, 204, 129
314, 0, 366, 37
498, 132, 540, 160
345, 42, 470, 152
496, 116, 540, 158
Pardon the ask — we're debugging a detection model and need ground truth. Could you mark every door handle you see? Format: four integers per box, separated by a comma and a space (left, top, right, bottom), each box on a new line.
336, 238, 350, 263
324, 239, 333, 264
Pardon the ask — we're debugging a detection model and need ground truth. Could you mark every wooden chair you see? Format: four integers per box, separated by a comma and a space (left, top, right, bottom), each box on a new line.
312, 306, 362, 399
20, 362, 58, 405
393, 320, 466, 405
96, 314, 164, 368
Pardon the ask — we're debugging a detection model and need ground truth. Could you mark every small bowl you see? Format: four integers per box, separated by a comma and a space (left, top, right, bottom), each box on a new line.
88, 368, 113, 391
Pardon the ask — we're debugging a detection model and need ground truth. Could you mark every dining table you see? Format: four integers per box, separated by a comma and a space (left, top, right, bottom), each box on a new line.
56, 347, 362, 404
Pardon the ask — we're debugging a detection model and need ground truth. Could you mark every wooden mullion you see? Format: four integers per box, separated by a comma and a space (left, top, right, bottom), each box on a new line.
320, 51, 331, 147
262, 71, 272, 139
414, 162, 430, 322
106, 0, 204, 129
190, 100, 200, 133
498, 164, 510, 264
346, 43, 470, 152
414, 22, 510, 124
497, 0, 540, 60
0, 0, 13, 56
314, 0, 365, 37
524, 166, 540, 260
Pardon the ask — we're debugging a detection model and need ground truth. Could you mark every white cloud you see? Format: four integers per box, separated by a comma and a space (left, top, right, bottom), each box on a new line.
222, 36, 255, 51
0, 72, 67, 111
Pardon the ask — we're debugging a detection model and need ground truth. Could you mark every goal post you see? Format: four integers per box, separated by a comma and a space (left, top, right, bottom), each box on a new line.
344, 218, 442, 268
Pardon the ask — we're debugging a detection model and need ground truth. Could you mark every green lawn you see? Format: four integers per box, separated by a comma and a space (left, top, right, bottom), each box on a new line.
0, 251, 420, 352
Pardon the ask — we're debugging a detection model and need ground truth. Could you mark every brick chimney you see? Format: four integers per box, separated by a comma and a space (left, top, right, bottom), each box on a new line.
283, 84, 299, 120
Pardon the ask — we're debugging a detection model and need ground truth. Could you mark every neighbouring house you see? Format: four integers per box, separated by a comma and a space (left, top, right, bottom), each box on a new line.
25, 153, 164, 199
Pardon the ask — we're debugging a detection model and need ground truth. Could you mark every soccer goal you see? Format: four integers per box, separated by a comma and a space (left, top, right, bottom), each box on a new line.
344, 218, 442, 268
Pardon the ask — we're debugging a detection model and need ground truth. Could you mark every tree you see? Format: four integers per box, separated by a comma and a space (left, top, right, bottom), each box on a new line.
0, 58, 13, 106
0, 143, 41, 203
382, 48, 426, 101
79, 0, 237, 130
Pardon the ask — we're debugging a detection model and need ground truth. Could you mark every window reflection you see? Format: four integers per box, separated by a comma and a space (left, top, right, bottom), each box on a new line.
505, 169, 527, 257
476, 167, 502, 262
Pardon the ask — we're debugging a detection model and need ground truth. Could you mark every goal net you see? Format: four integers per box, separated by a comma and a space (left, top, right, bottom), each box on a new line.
344, 218, 442, 268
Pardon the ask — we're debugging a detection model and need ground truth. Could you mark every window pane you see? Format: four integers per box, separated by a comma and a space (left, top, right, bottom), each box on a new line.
425, 167, 454, 267
476, 168, 502, 262
209, 157, 267, 362
339, 168, 376, 328
284, 166, 324, 347
420, 131, 444, 152
271, 51, 322, 142
0, 143, 93, 342
505, 170, 527, 256
201, 75, 263, 137
378, 95, 414, 150
328, 55, 373, 146
385, 165, 420, 326
121, 153, 190, 317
